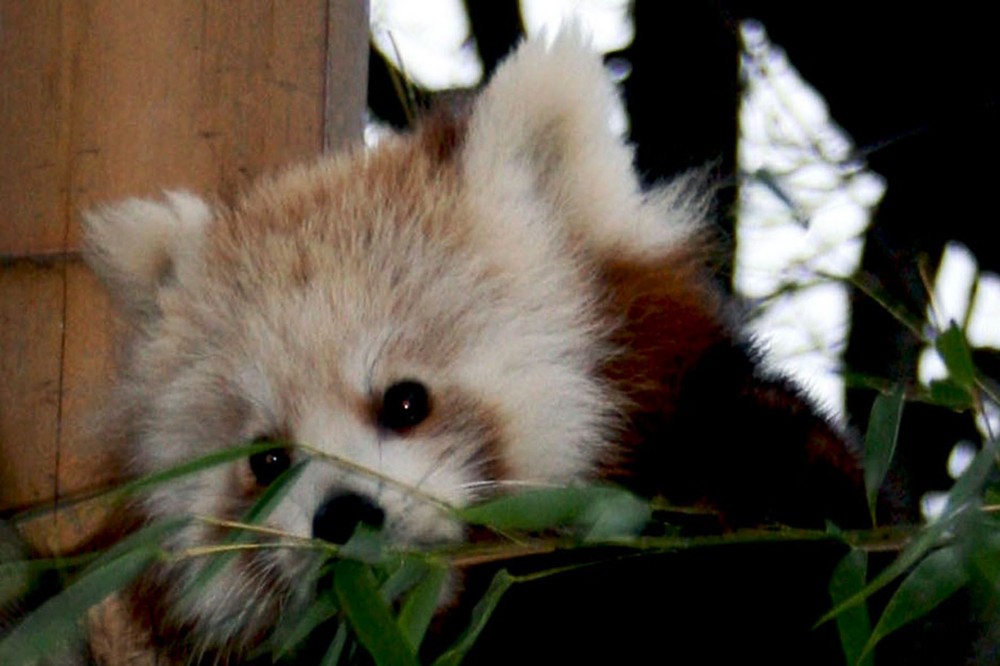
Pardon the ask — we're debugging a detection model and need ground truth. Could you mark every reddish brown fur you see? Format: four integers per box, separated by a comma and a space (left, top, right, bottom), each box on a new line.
595, 236, 728, 473
589, 232, 868, 528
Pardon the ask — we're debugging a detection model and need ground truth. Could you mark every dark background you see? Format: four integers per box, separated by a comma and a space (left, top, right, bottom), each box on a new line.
367, 4, 999, 663
369, 0, 1000, 516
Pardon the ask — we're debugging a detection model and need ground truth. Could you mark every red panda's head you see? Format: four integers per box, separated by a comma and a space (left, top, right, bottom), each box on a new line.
83, 33, 722, 656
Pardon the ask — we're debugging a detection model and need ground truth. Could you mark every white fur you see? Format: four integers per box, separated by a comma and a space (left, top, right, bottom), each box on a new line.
83, 191, 210, 317
464, 32, 702, 266
84, 32, 709, 656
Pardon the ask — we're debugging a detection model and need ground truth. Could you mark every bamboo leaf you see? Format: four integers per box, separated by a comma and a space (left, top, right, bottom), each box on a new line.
935, 323, 977, 392
927, 379, 975, 411
431, 569, 514, 666
242, 458, 309, 525
941, 437, 997, 518
860, 546, 968, 661
182, 459, 307, 602
87, 516, 189, 575
819, 436, 995, 628
379, 557, 431, 604
334, 559, 418, 666
864, 385, 905, 525
397, 561, 448, 651
579, 488, 651, 542
271, 588, 340, 660
318, 621, 350, 666
0, 518, 187, 664
0, 559, 33, 610
0, 542, 164, 664
828, 549, 873, 666
983, 484, 1000, 508
339, 524, 388, 564
121, 441, 293, 499
458, 486, 648, 538
0, 524, 34, 609
816, 515, 953, 627
458, 487, 592, 531
0, 557, 91, 612
961, 512, 1000, 609
9, 441, 288, 526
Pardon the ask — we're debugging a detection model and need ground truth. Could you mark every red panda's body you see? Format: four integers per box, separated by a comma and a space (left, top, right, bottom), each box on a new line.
597, 245, 868, 530
80, 33, 873, 664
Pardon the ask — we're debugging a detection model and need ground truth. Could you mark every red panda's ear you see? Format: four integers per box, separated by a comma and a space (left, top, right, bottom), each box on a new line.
82, 191, 211, 319
462, 32, 705, 262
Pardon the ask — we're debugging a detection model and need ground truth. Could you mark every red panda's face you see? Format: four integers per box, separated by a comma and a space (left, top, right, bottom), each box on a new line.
84, 33, 708, 656
113, 130, 621, 644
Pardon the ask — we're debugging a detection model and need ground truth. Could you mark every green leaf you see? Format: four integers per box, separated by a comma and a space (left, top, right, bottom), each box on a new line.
251, 550, 334, 662
123, 441, 291, 496
10, 441, 289, 527
333, 559, 419, 666
935, 323, 977, 391
397, 561, 448, 651
458, 487, 592, 531
0, 517, 186, 664
0, 523, 33, 608
828, 549, 873, 666
339, 524, 389, 564
379, 557, 432, 604
271, 587, 340, 660
182, 459, 308, 602
0, 555, 95, 612
860, 546, 968, 661
579, 488, 651, 542
941, 438, 996, 518
822, 435, 993, 635
458, 485, 649, 538
0, 559, 34, 610
816, 515, 953, 628
819, 436, 996, 629
958, 512, 1000, 609
86, 516, 189, 575
864, 385, 905, 525
242, 458, 308, 525
927, 379, 975, 411
432, 569, 514, 666
0, 538, 168, 664
318, 621, 351, 666
983, 484, 1000, 508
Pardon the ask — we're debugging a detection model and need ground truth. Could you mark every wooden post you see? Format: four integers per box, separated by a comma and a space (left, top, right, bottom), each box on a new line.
325, 0, 370, 154
0, 0, 369, 553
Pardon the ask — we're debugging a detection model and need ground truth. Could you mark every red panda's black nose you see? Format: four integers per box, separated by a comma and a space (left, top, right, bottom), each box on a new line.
312, 492, 386, 544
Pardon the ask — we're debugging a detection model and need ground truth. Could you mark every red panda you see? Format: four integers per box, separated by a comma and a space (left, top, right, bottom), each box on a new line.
80, 32, 870, 664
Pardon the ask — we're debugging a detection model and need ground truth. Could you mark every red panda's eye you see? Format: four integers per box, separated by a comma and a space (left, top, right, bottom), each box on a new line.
248, 443, 292, 486
378, 380, 431, 431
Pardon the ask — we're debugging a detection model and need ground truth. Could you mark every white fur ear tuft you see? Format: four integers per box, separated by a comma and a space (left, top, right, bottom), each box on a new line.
465, 31, 630, 206
83, 190, 211, 317
464, 31, 703, 260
